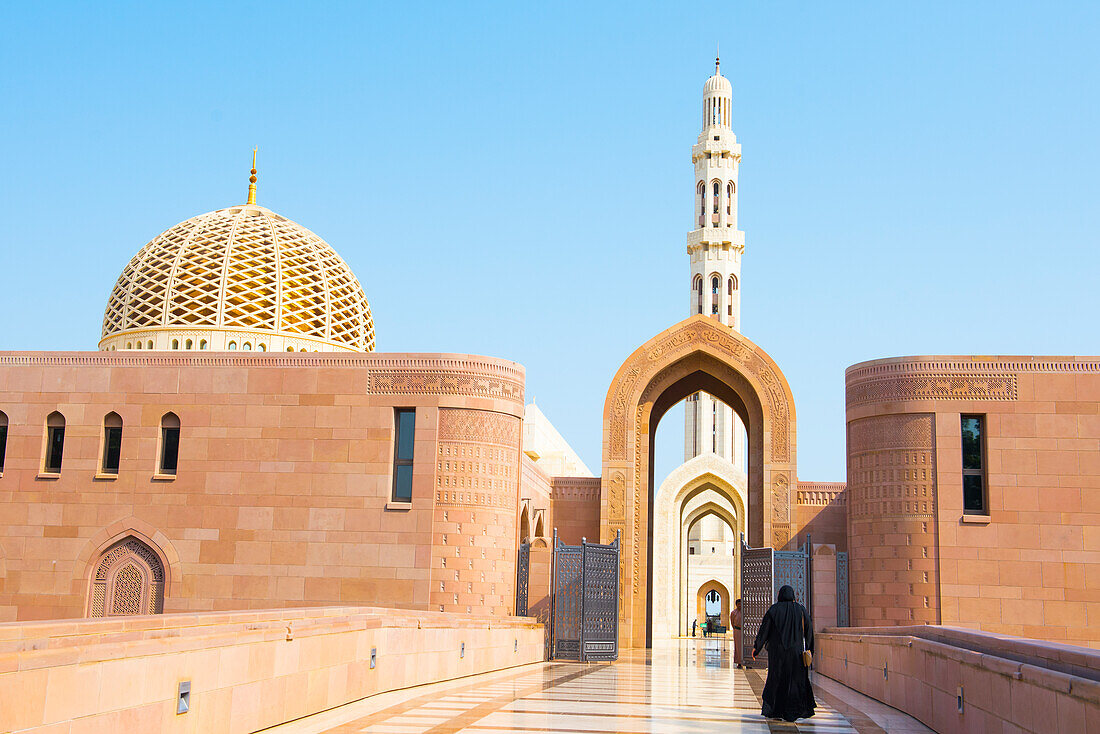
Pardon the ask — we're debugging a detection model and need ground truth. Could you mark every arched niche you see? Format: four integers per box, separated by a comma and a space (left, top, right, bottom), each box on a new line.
601, 315, 797, 647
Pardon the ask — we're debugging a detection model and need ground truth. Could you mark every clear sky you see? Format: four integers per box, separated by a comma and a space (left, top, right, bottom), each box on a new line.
1, 2, 1098, 483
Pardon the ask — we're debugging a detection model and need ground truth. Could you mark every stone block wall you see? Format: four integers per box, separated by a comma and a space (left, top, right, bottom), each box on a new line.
549, 476, 601, 545
816, 626, 1100, 734
0, 351, 525, 621
0, 606, 544, 733
794, 481, 847, 551
845, 356, 1100, 646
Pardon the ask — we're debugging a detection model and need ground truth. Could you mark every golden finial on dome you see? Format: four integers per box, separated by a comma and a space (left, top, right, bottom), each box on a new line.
716, 43, 720, 74
247, 147, 258, 205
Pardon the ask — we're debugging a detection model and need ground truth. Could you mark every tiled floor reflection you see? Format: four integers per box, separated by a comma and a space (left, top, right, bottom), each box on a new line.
275, 639, 932, 734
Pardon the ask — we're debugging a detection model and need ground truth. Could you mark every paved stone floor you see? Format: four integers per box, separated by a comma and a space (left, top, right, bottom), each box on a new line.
270, 639, 932, 734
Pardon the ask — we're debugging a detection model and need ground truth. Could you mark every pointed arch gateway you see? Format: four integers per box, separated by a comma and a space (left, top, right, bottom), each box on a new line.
602, 314, 797, 647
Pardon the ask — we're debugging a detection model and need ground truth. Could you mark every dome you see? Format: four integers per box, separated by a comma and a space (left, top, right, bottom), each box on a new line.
704, 53, 732, 95
704, 72, 732, 95
100, 203, 375, 353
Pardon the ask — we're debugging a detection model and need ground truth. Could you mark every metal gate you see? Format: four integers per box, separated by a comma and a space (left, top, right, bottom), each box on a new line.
740, 535, 810, 668
550, 529, 620, 661
515, 542, 530, 616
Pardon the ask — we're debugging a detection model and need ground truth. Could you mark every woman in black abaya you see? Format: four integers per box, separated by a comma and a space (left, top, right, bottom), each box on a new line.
751, 585, 816, 721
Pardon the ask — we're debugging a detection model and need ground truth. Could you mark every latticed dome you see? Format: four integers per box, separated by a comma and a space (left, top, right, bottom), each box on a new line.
100, 203, 375, 353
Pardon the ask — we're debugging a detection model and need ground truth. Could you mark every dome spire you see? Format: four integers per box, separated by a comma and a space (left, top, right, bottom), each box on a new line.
715, 43, 720, 74
247, 147, 258, 205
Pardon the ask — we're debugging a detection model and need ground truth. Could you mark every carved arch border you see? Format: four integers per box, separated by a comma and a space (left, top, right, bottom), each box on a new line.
72, 518, 181, 616
601, 315, 797, 647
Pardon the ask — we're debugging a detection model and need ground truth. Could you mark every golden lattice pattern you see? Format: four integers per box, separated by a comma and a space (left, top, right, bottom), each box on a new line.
101, 204, 375, 350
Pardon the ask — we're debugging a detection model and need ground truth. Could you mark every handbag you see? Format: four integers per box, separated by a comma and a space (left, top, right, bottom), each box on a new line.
801, 617, 812, 667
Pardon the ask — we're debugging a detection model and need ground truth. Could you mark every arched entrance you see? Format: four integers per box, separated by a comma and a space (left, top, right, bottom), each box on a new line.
696, 578, 731, 628
601, 315, 797, 647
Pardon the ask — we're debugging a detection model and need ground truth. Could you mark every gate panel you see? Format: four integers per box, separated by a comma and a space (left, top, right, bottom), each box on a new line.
515, 542, 530, 616
740, 539, 773, 668
552, 533, 583, 660
774, 549, 809, 607
837, 551, 849, 627
580, 533, 620, 661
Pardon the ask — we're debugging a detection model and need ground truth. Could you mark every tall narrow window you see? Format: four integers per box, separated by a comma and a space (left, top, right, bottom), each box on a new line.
392, 409, 415, 501
159, 412, 180, 476
0, 410, 7, 473
726, 183, 732, 216
695, 276, 703, 314
711, 276, 720, 315
102, 412, 123, 475
712, 181, 720, 214
45, 411, 65, 473
698, 182, 705, 226
961, 415, 986, 514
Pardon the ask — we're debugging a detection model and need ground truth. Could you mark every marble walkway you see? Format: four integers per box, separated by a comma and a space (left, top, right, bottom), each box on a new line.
268, 639, 932, 734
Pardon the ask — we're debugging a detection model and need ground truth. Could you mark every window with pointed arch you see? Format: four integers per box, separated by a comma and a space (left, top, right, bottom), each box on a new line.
697, 182, 706, 226
694, 275, 703, 314
44, 411, 66, 473
88, 536, 165, 617
726, 182, 732, 216
712, 181, 720, 214
101, 412, 123, 475
0, 410, 7, 474
711, 276, 720, 315
159, 412, 180, 476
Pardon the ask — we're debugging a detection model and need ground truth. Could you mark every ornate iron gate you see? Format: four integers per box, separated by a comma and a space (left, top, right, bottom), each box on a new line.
740, 539, 774, 668
550, 529, 620, 661
837, 550, 849, 627
740, 536, 811, 668
515, 542, 530, 616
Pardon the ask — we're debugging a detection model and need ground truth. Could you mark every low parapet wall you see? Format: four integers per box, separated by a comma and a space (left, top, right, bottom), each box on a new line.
817, 625, 1100, 733
0, 606, 544, 733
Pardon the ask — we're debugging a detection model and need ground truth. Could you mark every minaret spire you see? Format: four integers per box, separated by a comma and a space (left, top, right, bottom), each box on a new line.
716, 44, 720, 74
247, 147, 258, 205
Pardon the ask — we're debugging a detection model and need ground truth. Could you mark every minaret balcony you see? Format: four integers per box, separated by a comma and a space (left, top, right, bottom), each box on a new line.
687, 227, 744, 250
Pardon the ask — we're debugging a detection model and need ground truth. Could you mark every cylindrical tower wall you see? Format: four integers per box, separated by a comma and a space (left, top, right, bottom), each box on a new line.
429, 407, 522, 617
847, 413, 939, 626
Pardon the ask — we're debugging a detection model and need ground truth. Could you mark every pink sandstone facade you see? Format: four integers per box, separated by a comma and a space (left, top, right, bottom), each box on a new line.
846, 356, 1100, 647
0, 351, 525, 621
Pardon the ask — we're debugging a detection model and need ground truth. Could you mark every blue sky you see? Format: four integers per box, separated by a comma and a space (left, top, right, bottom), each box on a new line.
1, 2, 1098, 482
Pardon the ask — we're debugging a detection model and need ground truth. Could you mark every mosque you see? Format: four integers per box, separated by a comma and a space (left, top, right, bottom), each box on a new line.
0, 56, 1098, 720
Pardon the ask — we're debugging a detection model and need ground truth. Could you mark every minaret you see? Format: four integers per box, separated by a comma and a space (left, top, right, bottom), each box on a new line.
684, 53, 747, 469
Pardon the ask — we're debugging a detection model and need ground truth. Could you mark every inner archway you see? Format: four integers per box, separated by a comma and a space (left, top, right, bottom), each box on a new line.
651, 453, 747, 639
602, 315, 797, 647
696, 578, 731, 629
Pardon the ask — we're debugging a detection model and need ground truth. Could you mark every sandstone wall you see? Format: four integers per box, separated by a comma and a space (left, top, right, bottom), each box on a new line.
0, 351, 525, 621
846, 356, 1100, 646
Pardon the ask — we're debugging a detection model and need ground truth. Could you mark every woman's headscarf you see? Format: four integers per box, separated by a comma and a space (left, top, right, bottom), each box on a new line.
777, 585, 796, 602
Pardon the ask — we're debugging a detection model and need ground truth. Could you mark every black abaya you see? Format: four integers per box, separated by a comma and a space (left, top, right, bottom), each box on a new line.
751, 586, 816, 721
